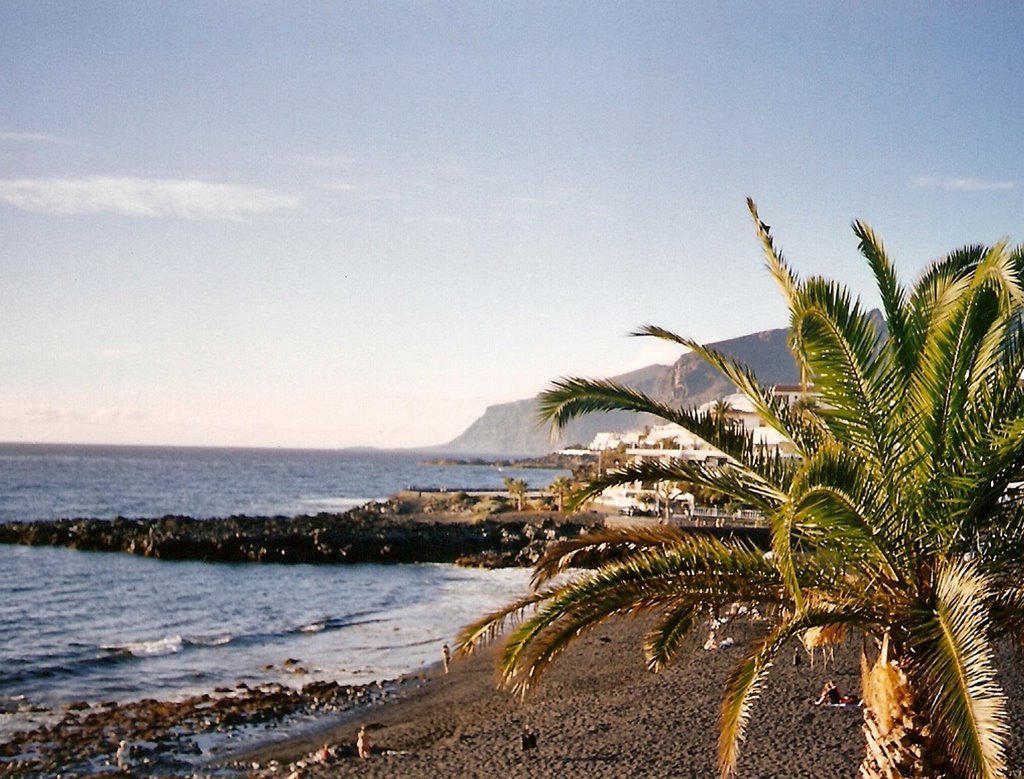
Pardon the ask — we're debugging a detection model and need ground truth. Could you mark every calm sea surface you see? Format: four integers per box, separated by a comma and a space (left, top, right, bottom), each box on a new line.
0, 443, 567, 523
0, 445, 559, 743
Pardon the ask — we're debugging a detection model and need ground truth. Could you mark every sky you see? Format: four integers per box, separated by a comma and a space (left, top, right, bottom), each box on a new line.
3, 2, 1024, 450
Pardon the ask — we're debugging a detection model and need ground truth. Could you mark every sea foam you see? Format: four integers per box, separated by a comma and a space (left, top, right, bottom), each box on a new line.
104, 635, 184, 657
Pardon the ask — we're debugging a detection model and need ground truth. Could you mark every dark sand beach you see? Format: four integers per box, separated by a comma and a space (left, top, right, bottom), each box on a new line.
229, 616, 1024, 779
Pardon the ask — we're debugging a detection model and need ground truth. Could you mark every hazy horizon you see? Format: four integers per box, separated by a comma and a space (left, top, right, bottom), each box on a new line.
4, 3, 1023, 449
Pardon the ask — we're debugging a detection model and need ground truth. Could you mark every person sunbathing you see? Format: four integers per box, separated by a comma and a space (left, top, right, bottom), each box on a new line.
703, 630, 734, 651
357, 725, 372, 758
814, 679, 841, 706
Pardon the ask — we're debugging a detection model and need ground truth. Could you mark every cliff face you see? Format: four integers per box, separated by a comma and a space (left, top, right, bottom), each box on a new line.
441, 363, 668, 455
442, 325, 800, 455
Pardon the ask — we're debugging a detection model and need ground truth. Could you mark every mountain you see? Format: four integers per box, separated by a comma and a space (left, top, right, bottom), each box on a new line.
440, 324, 800, 455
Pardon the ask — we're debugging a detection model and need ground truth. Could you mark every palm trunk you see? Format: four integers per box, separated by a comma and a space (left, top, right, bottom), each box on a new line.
859, 642, 953, 779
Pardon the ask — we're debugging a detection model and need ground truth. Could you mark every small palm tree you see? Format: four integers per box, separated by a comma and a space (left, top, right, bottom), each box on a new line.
460, 200, 1024, 779
549, 476, 574, 512
503, 476, 529, 512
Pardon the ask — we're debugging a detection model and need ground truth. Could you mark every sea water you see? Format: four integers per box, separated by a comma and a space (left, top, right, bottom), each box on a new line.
0, 443, 567, 522
0, 445, 561, 741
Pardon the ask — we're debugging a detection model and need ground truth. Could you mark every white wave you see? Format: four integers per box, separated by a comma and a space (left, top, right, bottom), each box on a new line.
189, 634, 231, 647
299, 496, 372, 510
299, 622, 325, 633
103, 635, 184, 657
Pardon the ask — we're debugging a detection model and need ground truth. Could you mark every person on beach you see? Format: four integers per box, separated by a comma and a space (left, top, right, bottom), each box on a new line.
115, 739, 130, 770
814, 679, 842, 706
521, 725, 538, 751
703, 630, 719, 651
315, 743, 333, 763
357, 725, 372, 758
442, 643, 451, 674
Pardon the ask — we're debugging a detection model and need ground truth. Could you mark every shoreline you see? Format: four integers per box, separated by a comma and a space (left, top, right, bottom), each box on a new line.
6, 579, 1024, 777
0, 670, 409, 777
230, 620, 1024, 779
225, 617, 868, 778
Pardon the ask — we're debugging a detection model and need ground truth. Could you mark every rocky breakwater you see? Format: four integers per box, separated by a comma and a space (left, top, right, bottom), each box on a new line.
0, 496, 607, 568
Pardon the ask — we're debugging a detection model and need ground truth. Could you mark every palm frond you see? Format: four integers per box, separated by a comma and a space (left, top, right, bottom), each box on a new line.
530, 525, 689, 588
907, 243, 1023, 501
565, 456, 788, 515
455, 585, 563, 657
746, 200, 804, 389
768, 502, 804, 613
791, 279, 888, 461
792, 485, 898, 583
537, 377, 689, 434
785, 442, 903, 583
499, 544, 786, 693
913, 558, 1006, 779
854, 219, 913, 380
986, 579, 1024, 646
644, 599, 697, 672
634, 324, 818, 456
955, 417, 1024, 550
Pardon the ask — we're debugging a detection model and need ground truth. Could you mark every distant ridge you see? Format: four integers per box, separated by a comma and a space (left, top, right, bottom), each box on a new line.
440, 324, 800, 455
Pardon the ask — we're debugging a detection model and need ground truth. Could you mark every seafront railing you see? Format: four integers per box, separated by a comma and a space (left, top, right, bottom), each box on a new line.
681, 506, 767, 529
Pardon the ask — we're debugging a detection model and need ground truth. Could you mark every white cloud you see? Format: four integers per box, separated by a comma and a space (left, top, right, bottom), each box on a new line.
21, 404, 82, 424
0, 131, 76, 145
913, 176, 1015, 192
0, 176, 299, 219
14, 404, 145, 425
89, 407, 147, 424
321, 182, 357, 192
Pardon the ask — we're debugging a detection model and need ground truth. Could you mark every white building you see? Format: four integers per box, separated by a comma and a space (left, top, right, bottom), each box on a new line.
587, 385, 811, 515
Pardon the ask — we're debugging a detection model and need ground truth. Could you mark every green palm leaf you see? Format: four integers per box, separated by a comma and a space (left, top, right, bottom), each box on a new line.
564, 456, 787, 515
530, 525, 690, 588
791, 280, 888, 461
632, 324, 819, 456
854, 219, 914, 380
644, 599, 697, 671
913, 558, 1006, 779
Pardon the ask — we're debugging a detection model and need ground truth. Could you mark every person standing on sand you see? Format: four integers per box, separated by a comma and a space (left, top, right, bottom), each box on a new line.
442, 643, 451, 674
357, 725, 372, 758
521, 724, 538, 751
115, 739, 130, 770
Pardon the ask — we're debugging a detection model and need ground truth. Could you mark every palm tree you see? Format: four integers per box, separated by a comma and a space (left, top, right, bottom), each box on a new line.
549, 476, 574, 513
503, 476, 529, 512
459, 200, 1024, 779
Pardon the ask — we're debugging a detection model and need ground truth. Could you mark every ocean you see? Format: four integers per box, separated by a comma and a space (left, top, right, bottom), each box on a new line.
0, 444, 563, 749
